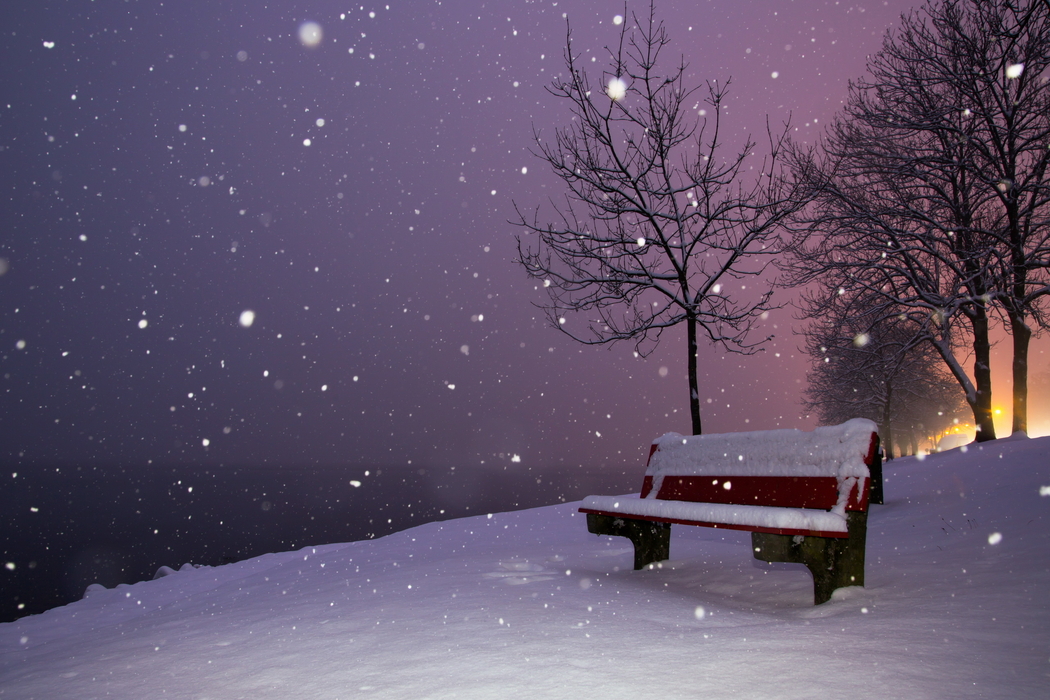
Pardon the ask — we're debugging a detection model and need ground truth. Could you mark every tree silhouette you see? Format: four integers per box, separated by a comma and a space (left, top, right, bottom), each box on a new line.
514, 3, 800, 434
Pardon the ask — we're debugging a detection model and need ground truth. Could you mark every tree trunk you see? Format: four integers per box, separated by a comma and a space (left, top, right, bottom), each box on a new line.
1009, 311, 1031, 435
879, 426, 894, 460
971, 309, 996, 442
881, 381, 894, 460
687, 314, 702, 435
927, 318, 994, 443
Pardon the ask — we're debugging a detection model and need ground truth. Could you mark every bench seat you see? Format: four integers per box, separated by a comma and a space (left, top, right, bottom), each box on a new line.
579, 494, 849, 537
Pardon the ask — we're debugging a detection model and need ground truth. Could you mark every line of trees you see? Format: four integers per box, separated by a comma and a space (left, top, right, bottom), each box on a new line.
784, 0, 1050, 441
799, 290, 969, 457
515, 0, 1049, 441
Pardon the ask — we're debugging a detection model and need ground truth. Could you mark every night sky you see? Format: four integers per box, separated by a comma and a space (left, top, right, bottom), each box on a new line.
3, 0, 994, 473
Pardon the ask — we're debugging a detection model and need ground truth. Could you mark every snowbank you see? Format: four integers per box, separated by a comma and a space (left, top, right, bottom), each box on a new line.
1, 436, 1047, 699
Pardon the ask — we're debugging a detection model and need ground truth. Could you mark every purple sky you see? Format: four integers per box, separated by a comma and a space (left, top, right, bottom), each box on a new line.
6, 0, 1033, 472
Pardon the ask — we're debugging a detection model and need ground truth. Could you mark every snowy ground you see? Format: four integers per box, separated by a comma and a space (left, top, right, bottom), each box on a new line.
2, 436, 1048, 699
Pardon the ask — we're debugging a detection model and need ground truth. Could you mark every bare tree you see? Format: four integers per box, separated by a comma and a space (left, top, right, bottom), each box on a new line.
513, 3, 800, 435
786, 0, 1050, 440
785, 3, 998, 440
944, 0, 1050, 434
786, 121, 1000, 439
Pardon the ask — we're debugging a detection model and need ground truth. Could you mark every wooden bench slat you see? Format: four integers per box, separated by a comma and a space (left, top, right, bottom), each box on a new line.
640, 474, 868, 511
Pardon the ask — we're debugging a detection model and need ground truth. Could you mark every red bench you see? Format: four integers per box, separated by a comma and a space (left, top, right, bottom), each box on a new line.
579, 419, 881, 604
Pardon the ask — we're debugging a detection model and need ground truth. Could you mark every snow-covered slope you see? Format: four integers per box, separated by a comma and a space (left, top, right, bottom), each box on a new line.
2, 437, 1048, 699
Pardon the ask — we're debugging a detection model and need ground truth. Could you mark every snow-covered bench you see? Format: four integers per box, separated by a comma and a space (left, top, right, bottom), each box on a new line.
579, 419, 881, 604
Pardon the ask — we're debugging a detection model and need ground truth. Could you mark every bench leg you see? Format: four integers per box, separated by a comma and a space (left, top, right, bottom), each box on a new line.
586, 513, 671, 570
751, 512, 868, 605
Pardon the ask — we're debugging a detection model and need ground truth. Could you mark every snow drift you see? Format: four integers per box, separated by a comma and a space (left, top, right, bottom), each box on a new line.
1, 436, 1048, 699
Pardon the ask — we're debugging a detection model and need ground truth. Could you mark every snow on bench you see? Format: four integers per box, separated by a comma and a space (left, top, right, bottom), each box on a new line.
579, 419, 881, 604
578, 497, 852, 535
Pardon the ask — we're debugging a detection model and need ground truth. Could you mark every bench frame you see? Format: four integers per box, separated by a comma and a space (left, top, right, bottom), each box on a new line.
581, 427, 881, 605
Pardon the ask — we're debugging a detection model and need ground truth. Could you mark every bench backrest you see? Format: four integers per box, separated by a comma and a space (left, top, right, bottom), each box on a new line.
640, 419, 879, 512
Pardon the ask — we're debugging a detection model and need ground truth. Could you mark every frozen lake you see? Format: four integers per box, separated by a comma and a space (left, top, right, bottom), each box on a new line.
1, 461, 636, 621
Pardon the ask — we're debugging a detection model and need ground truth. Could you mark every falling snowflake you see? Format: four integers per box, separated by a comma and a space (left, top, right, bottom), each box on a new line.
299, 22, 323, 47
607, 77, 627, 102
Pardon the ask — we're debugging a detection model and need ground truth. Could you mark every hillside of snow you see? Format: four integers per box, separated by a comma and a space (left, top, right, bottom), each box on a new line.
1, 436, 1048, 699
